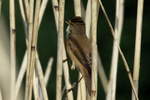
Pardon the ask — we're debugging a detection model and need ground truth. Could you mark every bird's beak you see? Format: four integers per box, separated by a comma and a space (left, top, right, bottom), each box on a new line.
65, 20, 71, 25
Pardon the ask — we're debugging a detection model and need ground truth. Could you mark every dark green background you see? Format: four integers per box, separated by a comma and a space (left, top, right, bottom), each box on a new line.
2, 0, 150, 100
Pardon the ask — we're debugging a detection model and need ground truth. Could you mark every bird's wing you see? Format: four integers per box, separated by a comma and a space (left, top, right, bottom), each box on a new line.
65, 36, 92, 95
65, 34, 91, 76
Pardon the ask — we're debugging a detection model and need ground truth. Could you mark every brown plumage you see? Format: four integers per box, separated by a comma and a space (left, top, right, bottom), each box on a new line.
65, 16, 92, 95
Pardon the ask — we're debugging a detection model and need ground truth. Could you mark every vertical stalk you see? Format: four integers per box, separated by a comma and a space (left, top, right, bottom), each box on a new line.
97, 54, 108, 93
77, 73, 86, 100
23, 0, 29, 20
15, 51, 27, 98
19, 0, 26, 22
56, 0, 65, 100
25, 0, 34, 100
86, 0, 108, 94
44, 58, 54, 85
36, 54, 49, 100
62, 49, 74, 100
132, 0, 144, 100
52, 0, 59, 31
74, 0, 81, 16
85, 0, 91, 38
106, 0, 124, 100
73, 0, 87, 99
0, 0, 2, 16
52, 0, 73, 99
25, 0, 49, 99
91, 0, 98, 100
98, 0, 139, 100
33, 72, 39, 100
17, 0, 49, 100
9, 0, 16, 99
0, 89, 2, 100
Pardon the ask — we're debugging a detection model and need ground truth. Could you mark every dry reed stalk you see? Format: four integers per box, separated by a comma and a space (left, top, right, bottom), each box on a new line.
132, 0, 144, 100
62, 49, 74, 100
15, 52, 27, 98
73, 0, 87, 99
84, 3, 92, 97
85, 0, 108, 94
77, 85, 81, 100
0, 89, 2, 100
45, 58, 54, 85
97, 54, 108, 93
24, 0, 49, 100
98, 0, 139, 100
52, 0, 74, 99
33, 72, 40, 100
32, 0, 41, 43
38, 0, 48, 24
19, 0, 29, 42
106, 0, 124, 100
33, 66, 47, 100
9, 0, 16, 100
31, 0, 50, 99
52, 0, 59, 30
16, 52, 50, 100
0, 0, 2, 16
81, 1, 85, 20
30, 2, 44, 99
31, 0, 49, 97
74, 0, 81, 16
85, 0, 91, 38
23, 0, 29, 20
35, 54, 49, 100
56, 0, 65, 100
24, 0, 35, 100
16, 52, 52, 99
17, 0, 50, 100
77, 75, 86, 100
77, 73, 86, 100
91, 0, 98, 99
19, 0, 26, 22
74, 2, 107, 96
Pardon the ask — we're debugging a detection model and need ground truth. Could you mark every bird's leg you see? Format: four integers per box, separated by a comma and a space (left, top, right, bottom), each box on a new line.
71, 61, 75, 70
67, 76, 83, 92
63, 58, 69, 63
62, 76, 84, 96
63, 58, 75, 70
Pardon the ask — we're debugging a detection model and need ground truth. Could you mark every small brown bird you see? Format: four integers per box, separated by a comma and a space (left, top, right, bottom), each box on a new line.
64, 16, 92, 95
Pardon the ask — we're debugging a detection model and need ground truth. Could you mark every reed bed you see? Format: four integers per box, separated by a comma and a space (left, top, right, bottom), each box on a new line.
1, 0, 145, 100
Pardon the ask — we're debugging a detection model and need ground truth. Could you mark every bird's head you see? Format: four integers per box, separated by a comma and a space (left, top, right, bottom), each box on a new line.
65, 16, 85, 35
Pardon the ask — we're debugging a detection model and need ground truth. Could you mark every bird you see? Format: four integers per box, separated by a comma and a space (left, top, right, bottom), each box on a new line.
64, 16, 92, 96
